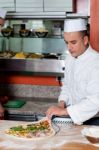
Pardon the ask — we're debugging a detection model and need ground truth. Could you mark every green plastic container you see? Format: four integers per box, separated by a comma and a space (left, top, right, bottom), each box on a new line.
3, 99, 26, 108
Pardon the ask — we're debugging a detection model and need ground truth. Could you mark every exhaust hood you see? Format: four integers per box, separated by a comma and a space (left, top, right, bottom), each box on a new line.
7, 12, 67, 19
2, 0, 76, 19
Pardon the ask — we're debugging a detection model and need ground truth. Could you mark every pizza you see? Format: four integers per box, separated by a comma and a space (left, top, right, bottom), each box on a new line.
5, 118, 55, 140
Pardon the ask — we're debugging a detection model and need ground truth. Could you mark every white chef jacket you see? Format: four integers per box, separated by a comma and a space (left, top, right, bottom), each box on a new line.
58, 45, 99, 125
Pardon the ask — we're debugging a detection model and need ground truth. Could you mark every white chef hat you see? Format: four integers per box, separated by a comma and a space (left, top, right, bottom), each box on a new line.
0, 8, 7, 19
64, 18, 87, 32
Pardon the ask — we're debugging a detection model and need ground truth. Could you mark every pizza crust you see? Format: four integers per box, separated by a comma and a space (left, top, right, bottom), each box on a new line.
5, 117, 55, 140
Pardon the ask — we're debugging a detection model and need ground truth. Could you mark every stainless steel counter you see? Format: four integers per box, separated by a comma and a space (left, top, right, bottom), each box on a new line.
0, 59, 65, 77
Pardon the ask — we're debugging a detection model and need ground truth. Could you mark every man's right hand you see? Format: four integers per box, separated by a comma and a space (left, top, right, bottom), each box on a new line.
46, 105, 69, 119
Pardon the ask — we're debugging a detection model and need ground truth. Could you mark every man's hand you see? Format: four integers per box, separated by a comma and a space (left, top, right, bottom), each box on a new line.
0, 103, 4, 119
46, 105, 68, 119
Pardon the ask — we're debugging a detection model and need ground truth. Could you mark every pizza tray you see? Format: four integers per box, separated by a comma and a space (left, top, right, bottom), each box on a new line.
3, 99, 26, 108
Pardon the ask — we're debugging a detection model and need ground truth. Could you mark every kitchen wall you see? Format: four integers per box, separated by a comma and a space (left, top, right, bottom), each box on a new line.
0, 84, 61, 100
77, 0, 90, 15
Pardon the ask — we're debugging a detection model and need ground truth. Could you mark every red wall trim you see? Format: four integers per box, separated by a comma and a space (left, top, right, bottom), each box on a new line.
0, 75, 60, 86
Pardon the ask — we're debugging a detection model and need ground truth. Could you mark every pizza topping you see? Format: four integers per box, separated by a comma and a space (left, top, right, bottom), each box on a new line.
10, 125, 23, 131
5, 119, 55, 139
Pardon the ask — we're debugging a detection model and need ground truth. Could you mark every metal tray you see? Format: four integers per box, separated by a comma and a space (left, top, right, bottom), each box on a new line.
4, 112, 37, 122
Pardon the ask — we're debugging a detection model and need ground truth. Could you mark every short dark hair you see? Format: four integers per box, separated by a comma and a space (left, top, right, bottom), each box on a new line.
79, 30, 89, 40
80, 23, 90, 37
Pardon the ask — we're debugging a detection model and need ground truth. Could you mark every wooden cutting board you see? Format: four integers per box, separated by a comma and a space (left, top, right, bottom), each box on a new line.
52, 142, 99, 150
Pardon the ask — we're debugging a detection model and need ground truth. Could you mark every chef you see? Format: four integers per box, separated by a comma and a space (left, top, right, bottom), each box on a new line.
0, 8, 7, 119
46, 18, 99, 125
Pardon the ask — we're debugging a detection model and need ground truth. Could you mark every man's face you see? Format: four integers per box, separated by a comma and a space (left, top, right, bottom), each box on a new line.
64, 31, 88, 58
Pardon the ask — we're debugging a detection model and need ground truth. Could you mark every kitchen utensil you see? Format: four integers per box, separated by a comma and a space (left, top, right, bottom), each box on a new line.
19, 29, 31, 37
4, 113, 37, 122
52, 116, 73, 125
35, 28, 48, 38
1, 27, 13, 37
3, 99, 26, 108
35, 31, 48, 38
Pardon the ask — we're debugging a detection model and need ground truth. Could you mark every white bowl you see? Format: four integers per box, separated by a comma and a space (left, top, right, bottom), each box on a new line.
81, 127, 99, 144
